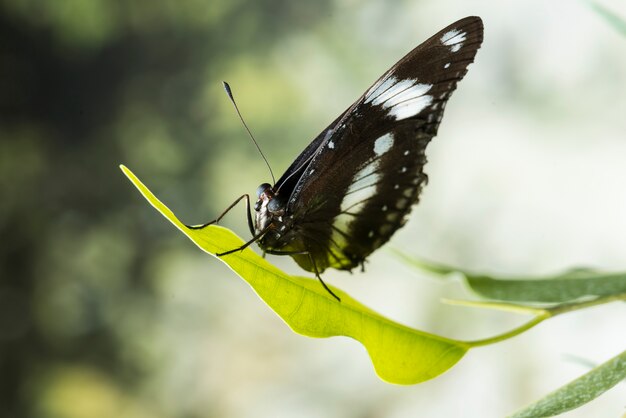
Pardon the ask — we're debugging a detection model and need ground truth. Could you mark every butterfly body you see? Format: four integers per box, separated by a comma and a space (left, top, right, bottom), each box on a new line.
194, 17, 484, 298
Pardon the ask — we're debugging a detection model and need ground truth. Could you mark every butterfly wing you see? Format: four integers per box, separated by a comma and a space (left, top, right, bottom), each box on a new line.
274, 16, 484, 273
272, 112, 347, 200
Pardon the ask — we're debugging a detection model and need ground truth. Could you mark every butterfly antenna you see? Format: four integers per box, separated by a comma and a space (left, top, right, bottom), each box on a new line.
222, 81, 276, 185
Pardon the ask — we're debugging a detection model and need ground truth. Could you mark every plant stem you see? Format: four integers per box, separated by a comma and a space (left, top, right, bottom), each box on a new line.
547, 292, 626, 316
463, 292, 626, 348
465, 314, 549, 347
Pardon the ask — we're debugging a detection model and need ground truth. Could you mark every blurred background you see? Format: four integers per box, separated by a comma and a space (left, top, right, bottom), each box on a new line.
1, 0, 625, 417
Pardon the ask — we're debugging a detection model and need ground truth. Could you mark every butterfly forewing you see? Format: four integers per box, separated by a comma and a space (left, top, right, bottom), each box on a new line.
273, 112, 347, 198
261, 17, 484, 274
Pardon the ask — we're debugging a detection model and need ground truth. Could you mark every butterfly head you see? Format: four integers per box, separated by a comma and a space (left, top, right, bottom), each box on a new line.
255, 183, 272, 204
254, 183, 288, 234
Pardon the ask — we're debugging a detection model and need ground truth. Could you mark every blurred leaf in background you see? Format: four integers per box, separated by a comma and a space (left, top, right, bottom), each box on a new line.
0, 0, 331, 416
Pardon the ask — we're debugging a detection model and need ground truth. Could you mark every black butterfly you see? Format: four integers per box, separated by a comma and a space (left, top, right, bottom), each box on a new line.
190, 16, 484, 301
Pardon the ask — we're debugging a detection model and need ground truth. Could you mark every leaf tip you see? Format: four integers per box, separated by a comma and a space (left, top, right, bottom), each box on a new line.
119, 165, 139, 185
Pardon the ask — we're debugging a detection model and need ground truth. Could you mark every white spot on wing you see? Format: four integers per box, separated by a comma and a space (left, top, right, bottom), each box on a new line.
328, 141, 335, 149
364, 76, 397, 103
441, 29, 466, 53
441, 30, 466, 45
388, 95, 433, 120
342, 197, 369, 216
396, 198, 409, 209
444, 63, 451, 69
381, 83, 432, 108
370, 79, 415, 106
373, 133, 394, 156
386, 212, 400, 222
340, 160, 380, 213
380, 224, 393, 235
365, 76, 434, 121
330, 214, 350, 252
348, 162, 378, 192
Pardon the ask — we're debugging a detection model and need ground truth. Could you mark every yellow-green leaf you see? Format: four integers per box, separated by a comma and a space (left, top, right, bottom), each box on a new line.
120, 165, 468, 385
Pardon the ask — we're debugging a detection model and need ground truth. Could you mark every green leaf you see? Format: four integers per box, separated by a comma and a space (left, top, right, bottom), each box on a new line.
509, 349, 626, 418
120, 165, 468, 385
395, 254, 626, 303
461, 274, 626, 303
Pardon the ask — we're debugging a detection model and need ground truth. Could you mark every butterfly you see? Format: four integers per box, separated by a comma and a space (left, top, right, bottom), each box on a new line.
190, 16, 484, 301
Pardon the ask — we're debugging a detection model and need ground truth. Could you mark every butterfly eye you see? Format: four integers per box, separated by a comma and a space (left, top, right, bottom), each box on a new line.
256, 183, 272, 198
267, 196, 286, 213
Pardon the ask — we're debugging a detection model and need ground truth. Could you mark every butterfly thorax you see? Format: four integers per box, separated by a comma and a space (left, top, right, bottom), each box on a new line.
254, 183, 300, 252
254, 183, 276, 233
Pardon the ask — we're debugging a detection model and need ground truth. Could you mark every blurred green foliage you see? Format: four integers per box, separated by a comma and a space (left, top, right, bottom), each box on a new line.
0, 1, 331, 416
590, 1, 626, 36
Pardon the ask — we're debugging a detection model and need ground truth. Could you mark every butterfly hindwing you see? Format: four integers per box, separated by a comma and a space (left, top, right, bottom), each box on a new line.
262, 17, 484, 273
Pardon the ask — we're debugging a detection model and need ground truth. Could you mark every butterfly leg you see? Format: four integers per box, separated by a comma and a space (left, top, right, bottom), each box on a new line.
308, 254, 341, 302
251, 249, 340, 302
186, 194, 255, 236
216, 225, 271, 257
